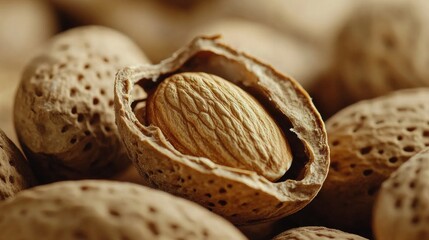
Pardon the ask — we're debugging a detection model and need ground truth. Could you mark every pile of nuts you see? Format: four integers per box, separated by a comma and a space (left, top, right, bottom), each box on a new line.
1, 0, 429, 239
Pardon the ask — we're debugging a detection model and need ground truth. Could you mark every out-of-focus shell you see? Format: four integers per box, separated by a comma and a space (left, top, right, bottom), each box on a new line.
0, 180, 246, 240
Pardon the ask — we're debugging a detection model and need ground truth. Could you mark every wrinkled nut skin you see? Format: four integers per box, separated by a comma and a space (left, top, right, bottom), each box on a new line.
115, 36, 329, 225
301, 88, 429, 235
0, 180, 246, 240
14, 26, 149, 183
374, 148, 429, 240
146, 72, 292, 182
0, 130, 36, 200
272, 226, 367, 240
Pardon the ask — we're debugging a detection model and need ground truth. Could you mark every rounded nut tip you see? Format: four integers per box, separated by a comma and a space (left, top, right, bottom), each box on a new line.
146, 72, 293, 181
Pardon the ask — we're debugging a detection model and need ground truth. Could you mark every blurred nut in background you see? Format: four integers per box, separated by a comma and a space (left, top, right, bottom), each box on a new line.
188, 18, 323, 88
311, 0, 429, 118
50, 0, 193, 63
0, 67, 21, 145
0, 0, 57, 66
0, 180, 246, 240
14, 26, 149, 183
273, 226, 367, 240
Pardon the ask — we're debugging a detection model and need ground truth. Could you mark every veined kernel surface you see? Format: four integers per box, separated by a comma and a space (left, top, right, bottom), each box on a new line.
146, 72, 292, 181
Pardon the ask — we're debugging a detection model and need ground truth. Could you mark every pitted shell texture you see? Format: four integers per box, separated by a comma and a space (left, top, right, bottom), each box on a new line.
374, 148, 429, 240
307, 88, 429, 234
0, 180, 246, 240
0, 130, 36, 200
115, 36, 329, 225
14, 26, 149, 183
311, 1, 429, 118
272, 226, 367, 240
146, 72, 293, 182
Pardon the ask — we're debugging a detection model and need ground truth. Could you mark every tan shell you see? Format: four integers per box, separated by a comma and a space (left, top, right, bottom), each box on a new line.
14, 26, 149, 183
114, 36, 329, 225
0, 130, 36, 199
374, 148, 429, 240
311, 0, 429, 117
272, 226, 367, 240
0, 180, 246, 240
187, 18, 322, 88
0, 0, 57, 66
303, 88, 429, 234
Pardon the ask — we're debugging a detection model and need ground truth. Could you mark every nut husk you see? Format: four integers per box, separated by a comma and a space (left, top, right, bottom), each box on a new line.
272, 226, 367, 240
0, 180, 246, 240
374, 148, 429, 240
0, 129, 36, 199
14, 26, 149, 183
310, 0, 429, 118
300, 88, 429, 235
114, 36, 329, 225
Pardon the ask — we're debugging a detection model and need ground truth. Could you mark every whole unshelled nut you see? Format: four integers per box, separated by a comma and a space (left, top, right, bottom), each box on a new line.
272, 226, 367, 240
374, 148, 429, 240
298, 88, 429, 235
14, 26, 149, 182
0, 180, 246, 240
146, 72, 292, 181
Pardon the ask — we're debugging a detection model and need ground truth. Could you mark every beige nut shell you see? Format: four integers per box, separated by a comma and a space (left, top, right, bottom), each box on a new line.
306, 88, 429, 234
272, 226, 367, 240
0, 180, 246, 240
14, 26, 149, 183
0, 130, 36, 199
374, 148, 429, 240
114, 36, 329, 225
272, 226, 366, 240
311, 1, 429, 118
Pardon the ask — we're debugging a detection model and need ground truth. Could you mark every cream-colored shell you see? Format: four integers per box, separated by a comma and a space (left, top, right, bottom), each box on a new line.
311, 1, 429, 117
14, 26, 149, 182
374, 148, 429, 240
114, 36, 329, 225
0, 130, 35, 199
305, 88, 429, 234
273, 226, 367, 240
0, 180, 246, 240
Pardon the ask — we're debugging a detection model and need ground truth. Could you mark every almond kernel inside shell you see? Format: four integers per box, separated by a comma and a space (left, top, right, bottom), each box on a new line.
146, 72, 293, 181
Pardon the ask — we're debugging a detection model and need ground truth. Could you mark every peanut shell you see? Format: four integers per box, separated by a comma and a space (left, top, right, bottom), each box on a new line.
0, 130, 36, 199
273, 226, 367, 240
114, 36, 329, 225
374, 148, 429, 240
311, 0, 429, 117
305, 88, 429, 234
14, 26, 149, 182
0, 180, 246, 240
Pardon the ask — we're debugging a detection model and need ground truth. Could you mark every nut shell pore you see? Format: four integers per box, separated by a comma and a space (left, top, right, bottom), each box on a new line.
146, 72, 292, 181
